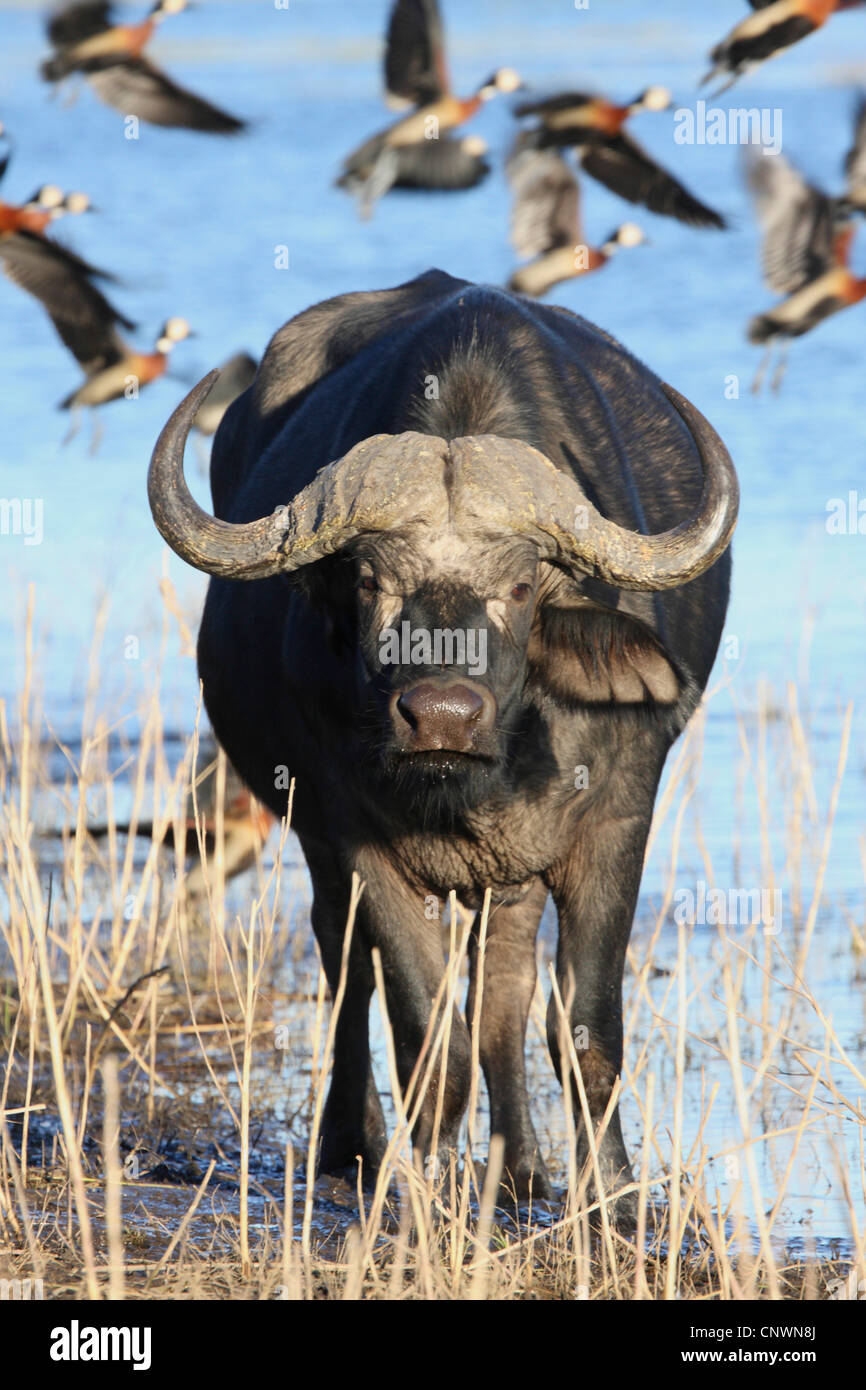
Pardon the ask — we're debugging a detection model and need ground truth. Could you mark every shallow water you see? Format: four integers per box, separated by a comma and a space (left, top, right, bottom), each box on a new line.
1, 0, 864, 1248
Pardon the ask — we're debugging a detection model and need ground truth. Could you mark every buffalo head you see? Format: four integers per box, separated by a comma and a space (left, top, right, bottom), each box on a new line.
148, 373, 737, 820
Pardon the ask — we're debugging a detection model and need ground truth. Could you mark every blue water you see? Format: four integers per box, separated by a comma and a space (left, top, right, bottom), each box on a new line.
1, 0, 864, 1246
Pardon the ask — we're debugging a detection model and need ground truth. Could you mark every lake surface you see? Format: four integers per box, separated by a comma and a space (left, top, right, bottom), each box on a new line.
1, 0, 864, 1250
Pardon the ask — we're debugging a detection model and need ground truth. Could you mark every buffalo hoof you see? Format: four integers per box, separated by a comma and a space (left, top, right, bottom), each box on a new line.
575, 1166, 639, 1232
476, 1155, 555, 1209
317, 1127, 388, 1188
316, 1154, 387, 1192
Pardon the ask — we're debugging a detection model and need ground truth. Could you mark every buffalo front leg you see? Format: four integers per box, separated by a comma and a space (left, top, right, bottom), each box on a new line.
354, 847, 472, 1172
303, 844, 388, 1180
545, 797, 658, 1225
465, 880, 553, 1201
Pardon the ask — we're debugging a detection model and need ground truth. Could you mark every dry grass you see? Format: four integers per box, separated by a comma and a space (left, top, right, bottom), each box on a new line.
0, 589, 864, 1301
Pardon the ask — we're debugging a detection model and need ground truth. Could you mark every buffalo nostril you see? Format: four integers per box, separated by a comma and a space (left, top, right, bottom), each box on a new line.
451, 685, 485, 721
396, 690, 419, 729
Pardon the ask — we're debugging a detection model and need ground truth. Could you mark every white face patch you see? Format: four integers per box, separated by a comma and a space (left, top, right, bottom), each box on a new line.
410, 527, 477, 583
375, 593, 403, 629
360, 524, 538, 623
485, 598, 510, 631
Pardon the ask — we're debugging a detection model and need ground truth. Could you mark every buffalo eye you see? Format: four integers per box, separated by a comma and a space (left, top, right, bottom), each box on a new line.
510, 583, 533, 604
358, 576, 379, 595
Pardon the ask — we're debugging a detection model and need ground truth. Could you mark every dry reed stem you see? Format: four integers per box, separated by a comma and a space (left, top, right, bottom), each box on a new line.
101, 1054, 124, 1299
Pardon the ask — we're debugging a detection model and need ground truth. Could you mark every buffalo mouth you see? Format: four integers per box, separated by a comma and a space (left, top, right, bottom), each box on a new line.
391, 748, 495, 779
378, 746, 501, 823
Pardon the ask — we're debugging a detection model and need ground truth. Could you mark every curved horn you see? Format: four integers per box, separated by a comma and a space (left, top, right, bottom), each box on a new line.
148, 373, 287, 579
152, 374, 737, 592
148, 373, 451, 578
451, 383, 738, 591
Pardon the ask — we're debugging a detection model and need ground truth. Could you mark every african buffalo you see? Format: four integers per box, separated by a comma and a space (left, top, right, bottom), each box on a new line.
148, 270, 737, 1213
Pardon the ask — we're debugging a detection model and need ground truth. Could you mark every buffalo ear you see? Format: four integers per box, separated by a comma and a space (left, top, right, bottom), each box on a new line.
528, 604, 680, 706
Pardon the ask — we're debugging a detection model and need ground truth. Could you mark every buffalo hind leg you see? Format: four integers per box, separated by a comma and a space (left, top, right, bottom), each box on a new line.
304, 846, 388, 1181
466, 880, 554, 1202
546, 797, 659, 1228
